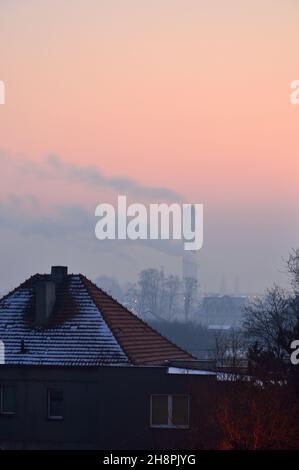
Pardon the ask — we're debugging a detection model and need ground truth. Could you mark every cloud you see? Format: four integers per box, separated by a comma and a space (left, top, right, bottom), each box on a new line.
0, 193, 187, 259
1, 151, 180, 202
45, 154, 182, 201
0, 152, 186, 257
0, 197, 92, 238
1, 151, 183, 201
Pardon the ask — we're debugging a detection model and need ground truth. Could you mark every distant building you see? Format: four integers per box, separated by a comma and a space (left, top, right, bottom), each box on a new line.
199, 295, 249, 329
0, 266, 217, 450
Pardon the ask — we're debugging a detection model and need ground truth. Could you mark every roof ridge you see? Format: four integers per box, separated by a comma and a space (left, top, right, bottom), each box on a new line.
76, 275, 132, 364
0, 273, 42, 304
80, 275, 136, 364
80, 274, 195, 364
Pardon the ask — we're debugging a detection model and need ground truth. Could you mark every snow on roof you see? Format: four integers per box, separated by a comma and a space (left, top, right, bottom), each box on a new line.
167, 367, 216, 376
0, 272, 193, 367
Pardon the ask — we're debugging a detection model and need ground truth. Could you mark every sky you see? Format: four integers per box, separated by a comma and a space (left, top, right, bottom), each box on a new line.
0, 0, 298, 294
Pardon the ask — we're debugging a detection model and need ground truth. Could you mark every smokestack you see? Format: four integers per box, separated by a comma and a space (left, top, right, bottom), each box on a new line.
35, 280, 56, 326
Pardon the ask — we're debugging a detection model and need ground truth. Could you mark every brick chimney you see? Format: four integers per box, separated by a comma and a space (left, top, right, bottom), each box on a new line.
35, 266, 68, 325
51, 266, 68, 283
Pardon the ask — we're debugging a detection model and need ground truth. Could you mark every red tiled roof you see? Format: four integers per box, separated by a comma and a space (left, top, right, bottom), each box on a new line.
0, 272, 194, 367
81, 275, 194, 365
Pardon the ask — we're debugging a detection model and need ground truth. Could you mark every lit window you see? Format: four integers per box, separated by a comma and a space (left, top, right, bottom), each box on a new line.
150, 394, 189, 428
48, 389, 64, 420
0, 384, 16, 415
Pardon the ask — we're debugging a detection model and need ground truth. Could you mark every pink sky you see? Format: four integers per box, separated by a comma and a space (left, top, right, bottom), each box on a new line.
0, 0, 298, 292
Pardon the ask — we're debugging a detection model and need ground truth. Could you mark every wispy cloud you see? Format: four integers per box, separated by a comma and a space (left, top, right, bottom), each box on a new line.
46, 154, 182, 201
0, 193, 186, 257
6, 152, 182, 202
0, 195, 92, 238
0, 152, 185, 254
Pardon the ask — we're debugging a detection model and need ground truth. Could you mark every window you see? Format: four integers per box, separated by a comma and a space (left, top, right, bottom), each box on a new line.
0, 384, 16, 415
47, 389, 64, 420
150, 394, 189, 428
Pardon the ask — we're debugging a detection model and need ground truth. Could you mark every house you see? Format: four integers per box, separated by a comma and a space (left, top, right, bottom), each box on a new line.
0, 266, 217, 450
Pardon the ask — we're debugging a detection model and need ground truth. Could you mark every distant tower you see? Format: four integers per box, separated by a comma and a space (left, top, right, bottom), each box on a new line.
182, 251, 199, 283
219, 274, 227, 295
234, 275, 240, 296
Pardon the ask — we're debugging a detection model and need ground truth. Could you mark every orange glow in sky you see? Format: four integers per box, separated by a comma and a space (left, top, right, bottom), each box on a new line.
0, 0, 298, 292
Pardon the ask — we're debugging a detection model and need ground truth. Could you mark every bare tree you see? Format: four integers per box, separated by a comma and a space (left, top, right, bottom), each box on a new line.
243, 250, 299, 381
124, 268, 200, 321
183, 277, 198, 322
137, 268, 164, 318
244, 286, 295, 362
287, 248, 299, 293
214, 329, 245, 371
164, 275, 180, 320
217, 381, 299, 449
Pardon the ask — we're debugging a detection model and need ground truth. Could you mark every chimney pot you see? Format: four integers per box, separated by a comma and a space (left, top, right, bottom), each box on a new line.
51, 266, 68, 283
